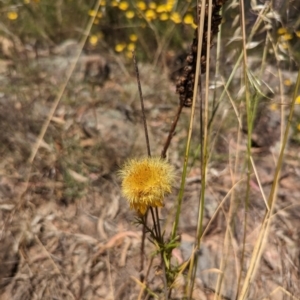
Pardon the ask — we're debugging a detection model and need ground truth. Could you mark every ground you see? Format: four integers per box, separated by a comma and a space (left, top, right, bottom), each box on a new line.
0, 38, 300, 300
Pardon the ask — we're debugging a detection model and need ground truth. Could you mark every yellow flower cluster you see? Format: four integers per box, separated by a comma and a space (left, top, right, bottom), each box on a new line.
277, 27, 300, 51
112, 0, 195, 25
139, 0, 182, 23
87, 1, 196, 55
88, 34, 104, 46
88, 8, 105, 25
114, 33, 138, 58
119, 157, 175, 215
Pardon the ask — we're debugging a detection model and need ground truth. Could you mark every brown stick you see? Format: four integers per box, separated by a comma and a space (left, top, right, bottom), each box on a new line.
161, 104, 184, 159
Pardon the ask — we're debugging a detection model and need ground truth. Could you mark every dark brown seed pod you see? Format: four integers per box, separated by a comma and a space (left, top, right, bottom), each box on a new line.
176, 0, 227, 107
186, 55, 194, 63
184, 65, 193, 73
177, 86, 185, 93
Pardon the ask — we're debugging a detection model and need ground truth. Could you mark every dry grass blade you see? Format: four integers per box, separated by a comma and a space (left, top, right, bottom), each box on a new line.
264, 286, 300, 300
131, 276, 159, 299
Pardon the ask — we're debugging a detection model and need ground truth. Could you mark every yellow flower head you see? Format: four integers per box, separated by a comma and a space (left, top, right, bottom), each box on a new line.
88, 10, 97, 17
137, 1, 147, 11
89, 35, 98, 46
7, 11, 18, 20
127, 43, 135, 51
183, 14, 194, 25
119, 1, 129, 11
269, 103, 278, 111
149, 2, 157, 9
160, 12, 169, 21
284, 79, 292, 86
165, 1, 174, 12
129, 34, 138, 42
170, 12, 181, 24
115, 43, 126, 52
145, 9, 157, 21
277, 27, 287, 35
282, 33, 293, 41
126, 10, 135, 19
156, 4, 167, 13
119, 157, 175, 215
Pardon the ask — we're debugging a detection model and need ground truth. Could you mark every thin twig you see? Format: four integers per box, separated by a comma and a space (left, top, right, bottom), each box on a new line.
155, 207, 162, 242
161, 104, 184, 158
150, 207, 159, 238
133, 51, 151, 157
140, 213, 147, 282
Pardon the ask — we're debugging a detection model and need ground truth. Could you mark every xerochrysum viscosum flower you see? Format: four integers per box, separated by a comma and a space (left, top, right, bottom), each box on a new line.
119, 157, 175, 215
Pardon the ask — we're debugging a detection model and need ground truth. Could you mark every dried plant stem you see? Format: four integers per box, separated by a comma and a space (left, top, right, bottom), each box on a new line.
198, 0, 212, 247
161, 104, 184, 158
140, 213, 147, 281
133, 52, 151, 157
184, 0, 209, 296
